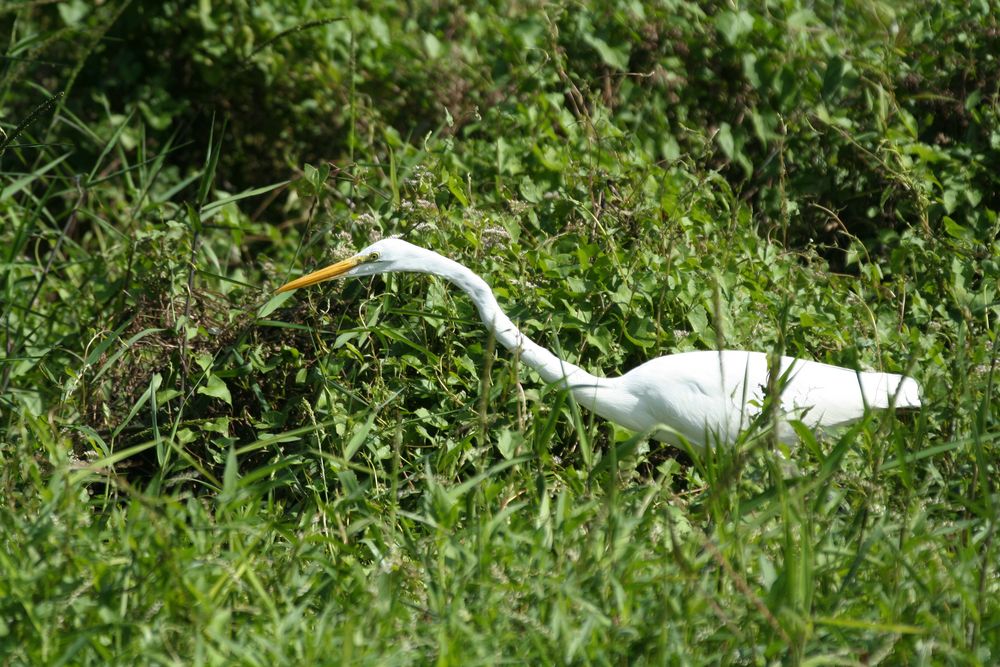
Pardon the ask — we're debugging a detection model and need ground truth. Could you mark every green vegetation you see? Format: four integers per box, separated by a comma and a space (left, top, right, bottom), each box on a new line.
2, 1, 998, 663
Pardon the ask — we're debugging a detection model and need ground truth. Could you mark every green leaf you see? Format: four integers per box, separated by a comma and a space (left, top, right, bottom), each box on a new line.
204, 418, 230, 436
112, 373, 163, 439
443, 170, 469, 206
942, 189, 958, 214
198, 375, 232, 405
1, 153, 70, 201
496, 428, 520, 459
716, 123, 736, 159
423, 32, 442, 59
582, 34, 630, 70
344, 413, 376, 461
519, 177, 544, 203
687, 305, 709, 337
197, 113, 226, 206
821, 56, 847, 100
257, 291, 295, 318
195, 352, 214, 372
201, 179, 292, 216
57, 0, 91, 26
186, 201, 203, 234
715, 10, 754, 45
222, 446, 239, 497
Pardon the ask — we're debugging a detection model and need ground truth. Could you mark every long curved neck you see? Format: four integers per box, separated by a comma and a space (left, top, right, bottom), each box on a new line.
422, 252, 600, 391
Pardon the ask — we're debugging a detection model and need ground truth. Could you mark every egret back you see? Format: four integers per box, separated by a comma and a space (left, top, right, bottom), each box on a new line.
598, 350, 921, 448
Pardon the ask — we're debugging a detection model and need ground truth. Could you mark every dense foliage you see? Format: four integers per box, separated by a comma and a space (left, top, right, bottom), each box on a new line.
2, 0, 997, 663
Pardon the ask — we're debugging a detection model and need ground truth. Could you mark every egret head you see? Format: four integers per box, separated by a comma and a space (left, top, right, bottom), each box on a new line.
276, 237, 429, 292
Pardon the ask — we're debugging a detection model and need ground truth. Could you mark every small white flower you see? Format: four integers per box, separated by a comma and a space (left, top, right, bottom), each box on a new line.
481, 226, 511, 250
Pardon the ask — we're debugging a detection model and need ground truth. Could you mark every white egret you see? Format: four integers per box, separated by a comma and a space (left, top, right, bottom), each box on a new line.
277, 238, 921, 449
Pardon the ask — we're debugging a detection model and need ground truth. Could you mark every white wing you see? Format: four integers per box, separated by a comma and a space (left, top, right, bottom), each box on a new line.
601, 350, 919, 448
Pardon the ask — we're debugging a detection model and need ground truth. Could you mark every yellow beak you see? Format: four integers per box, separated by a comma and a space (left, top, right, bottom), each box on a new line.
276, 255, 362, 293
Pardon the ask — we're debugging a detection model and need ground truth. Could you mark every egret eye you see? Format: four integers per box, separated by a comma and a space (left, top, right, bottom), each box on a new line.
368, 251, 380, 262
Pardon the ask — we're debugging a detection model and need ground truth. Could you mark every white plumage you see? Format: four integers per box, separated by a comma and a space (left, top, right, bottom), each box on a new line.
278, 238, 921, 449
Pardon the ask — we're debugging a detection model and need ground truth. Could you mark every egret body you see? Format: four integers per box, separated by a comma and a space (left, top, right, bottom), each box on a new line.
277, 238, 920, 449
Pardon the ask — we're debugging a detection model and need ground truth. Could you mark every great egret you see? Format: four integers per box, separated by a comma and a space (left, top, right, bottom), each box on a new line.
277, 238, 921, 449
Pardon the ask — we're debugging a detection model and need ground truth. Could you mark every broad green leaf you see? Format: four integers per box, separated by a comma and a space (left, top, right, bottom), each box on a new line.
582, 34, 629, 70
198, 374, 232, 405
715, 10, 753, 45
